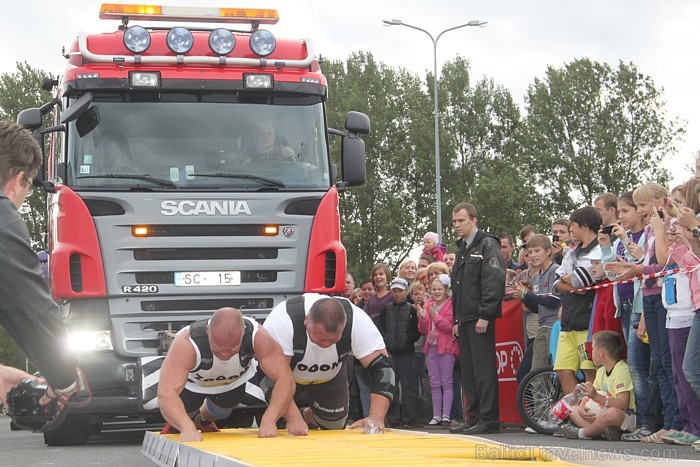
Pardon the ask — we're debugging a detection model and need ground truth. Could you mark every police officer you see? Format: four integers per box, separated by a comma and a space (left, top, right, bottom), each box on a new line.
263, 293, 396, 433
449, 202, 506, 435
157, 307, 299, 441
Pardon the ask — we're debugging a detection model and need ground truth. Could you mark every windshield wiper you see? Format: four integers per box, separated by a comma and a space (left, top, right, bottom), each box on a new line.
193, 173, 286, 188
76, 173, 178, 188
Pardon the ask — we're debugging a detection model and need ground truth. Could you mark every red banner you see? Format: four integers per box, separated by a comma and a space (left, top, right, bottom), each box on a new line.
495, 299, 525, 423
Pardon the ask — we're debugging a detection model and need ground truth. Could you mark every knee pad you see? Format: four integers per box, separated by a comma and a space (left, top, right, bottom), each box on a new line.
313, 412, 348, 430
205, 398, 233, 420
367, 354, 397, 402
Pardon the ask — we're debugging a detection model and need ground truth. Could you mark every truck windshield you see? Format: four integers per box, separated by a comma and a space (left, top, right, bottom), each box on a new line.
65, 94, 330, 190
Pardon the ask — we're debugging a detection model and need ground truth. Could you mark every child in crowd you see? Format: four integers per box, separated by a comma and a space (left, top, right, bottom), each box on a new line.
422, 232, 447, 263
356, 278, 374, 310
520, 234, 561, 371
417, 274, 458, 426
600, 190, 651, 441
510, 248, 540, 382
377, 277, 421, 428
416, 267, 431, 296
410, 280, 432, 422
606, 184, 683, 442
588, 246, 625, 355
558, 331, 636, 441
410, 282, 427, 308
664, 204, 700, 446
553, 206, 601, 394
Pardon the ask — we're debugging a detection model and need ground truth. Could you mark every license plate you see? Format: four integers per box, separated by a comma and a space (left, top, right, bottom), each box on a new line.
174, 271, 241, 287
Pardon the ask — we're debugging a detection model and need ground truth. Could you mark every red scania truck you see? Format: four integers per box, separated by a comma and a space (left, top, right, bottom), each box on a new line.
17, 3, 368, 445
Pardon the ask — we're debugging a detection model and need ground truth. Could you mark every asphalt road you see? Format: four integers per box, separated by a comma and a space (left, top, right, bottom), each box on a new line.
1, 416, 699, 466
0, 416, 147, 467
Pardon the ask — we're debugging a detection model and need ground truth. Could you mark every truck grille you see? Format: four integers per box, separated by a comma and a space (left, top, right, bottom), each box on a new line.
140, 298, 274, 312
138, 224, 274, 236
133, 248, 278, 261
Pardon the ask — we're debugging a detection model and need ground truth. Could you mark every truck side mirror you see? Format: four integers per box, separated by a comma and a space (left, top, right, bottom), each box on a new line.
344, 111, 370, 135
340, 111, 369, 187
17, 108, 43, 130
61, 92, 94, 124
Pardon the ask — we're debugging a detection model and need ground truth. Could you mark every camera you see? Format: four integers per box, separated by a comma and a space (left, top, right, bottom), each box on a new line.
520, 243, 527, 250
6, 379, 56, 432
552, 234, 559, 243
601, 225, 614, 235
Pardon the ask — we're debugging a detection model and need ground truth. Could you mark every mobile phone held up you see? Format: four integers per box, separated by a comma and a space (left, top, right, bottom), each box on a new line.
657, 209, 665, 220
601, 225, 614, 235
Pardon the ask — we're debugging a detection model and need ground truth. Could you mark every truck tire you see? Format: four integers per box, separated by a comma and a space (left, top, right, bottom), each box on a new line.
43, 414, 92, 446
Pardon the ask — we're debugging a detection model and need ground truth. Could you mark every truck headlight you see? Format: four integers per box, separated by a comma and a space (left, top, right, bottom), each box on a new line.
68, 331, 113, 352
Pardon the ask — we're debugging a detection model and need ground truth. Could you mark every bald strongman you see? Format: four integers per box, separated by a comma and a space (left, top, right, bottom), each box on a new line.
157, 307, 299, 441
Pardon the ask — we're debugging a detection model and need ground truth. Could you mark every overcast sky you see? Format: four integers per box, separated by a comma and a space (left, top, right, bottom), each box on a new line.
1, 0, 696, 186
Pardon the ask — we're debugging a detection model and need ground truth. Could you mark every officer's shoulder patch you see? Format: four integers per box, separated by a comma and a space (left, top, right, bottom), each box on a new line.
489, 257, 500, 269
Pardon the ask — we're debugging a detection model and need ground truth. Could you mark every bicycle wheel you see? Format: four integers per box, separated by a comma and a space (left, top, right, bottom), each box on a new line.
516, 365, 562, 435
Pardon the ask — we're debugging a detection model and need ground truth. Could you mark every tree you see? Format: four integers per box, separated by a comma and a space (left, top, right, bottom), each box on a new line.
523, 58, 683, 216
437, 57, 549, 237
323, 52, 434, 279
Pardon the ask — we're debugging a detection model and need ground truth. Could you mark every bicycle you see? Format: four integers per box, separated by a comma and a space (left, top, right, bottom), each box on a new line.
516, 321, 586, 435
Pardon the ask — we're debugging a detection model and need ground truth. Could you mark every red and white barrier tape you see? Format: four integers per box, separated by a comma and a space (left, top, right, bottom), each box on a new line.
569, 264, 700, 293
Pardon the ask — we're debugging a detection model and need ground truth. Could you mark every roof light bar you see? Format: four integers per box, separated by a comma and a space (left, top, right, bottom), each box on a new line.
79, 32, 316, 68
100, 3, 279, 25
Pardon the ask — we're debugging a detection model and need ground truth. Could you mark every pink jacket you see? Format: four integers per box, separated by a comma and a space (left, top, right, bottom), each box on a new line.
422, 243, 447, 262
669, 242, 700, 309
417, 297, 459, 356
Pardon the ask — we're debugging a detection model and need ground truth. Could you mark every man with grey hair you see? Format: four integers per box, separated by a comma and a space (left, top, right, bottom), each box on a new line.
158, 307, 298, 442
0, 121, 91, 425
263, 293, 395, 434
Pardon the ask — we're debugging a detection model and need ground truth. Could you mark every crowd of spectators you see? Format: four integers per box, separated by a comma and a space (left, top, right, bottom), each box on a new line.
340, 164, 700, 450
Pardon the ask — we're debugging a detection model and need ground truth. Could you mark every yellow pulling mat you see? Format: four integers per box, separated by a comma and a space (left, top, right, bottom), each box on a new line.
142, 428, 577, 467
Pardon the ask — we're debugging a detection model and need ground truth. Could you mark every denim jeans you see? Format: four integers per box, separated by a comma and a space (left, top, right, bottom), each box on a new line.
683, 312, 700, 399
643, 294, 682, 430
622, 303, 651, 429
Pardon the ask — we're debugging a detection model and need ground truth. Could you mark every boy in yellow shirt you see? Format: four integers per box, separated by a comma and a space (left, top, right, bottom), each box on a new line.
558, 331, 636, 440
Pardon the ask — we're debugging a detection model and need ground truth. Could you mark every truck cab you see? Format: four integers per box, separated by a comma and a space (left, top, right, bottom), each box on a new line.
17, 3, 368, 445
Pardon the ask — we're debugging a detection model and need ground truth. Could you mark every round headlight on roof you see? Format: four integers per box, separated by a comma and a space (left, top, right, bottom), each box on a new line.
249, 29, 276, 57
166, 27, 194, 54
123, 26, 151, 54
208, 28, 235, 55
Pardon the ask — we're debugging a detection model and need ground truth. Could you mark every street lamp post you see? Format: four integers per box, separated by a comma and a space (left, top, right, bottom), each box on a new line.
382, 19, 486, 244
